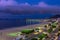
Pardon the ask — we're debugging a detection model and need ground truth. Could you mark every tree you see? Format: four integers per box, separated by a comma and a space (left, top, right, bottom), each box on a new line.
35, 28, 40, 30
51, 21, 58, 28
47, 28, 52, 33
38, 33, 47, 40
21, 29, 34, 34
52, 24, 56, 28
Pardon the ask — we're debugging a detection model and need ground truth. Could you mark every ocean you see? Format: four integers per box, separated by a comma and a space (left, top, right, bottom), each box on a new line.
0, 13, 54, 30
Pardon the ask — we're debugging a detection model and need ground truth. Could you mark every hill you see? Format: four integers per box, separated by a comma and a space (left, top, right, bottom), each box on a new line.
50, 14, 60, 18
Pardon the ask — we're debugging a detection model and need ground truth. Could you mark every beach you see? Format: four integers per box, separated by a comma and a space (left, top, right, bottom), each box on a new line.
0, 23, 48, 40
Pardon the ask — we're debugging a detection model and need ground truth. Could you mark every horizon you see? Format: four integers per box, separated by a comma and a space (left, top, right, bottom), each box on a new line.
0, 0, 60, 29
0, 0, 60, 15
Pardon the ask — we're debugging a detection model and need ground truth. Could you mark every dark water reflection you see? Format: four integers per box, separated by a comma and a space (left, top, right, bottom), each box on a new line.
0, 19, 26, 29
0, 18, 39, 30
0, 13, 53, 30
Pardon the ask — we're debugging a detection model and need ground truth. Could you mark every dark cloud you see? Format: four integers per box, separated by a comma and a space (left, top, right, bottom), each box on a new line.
0, 0, 60, 14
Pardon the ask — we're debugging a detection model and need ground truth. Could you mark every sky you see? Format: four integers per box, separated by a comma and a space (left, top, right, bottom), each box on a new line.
0, 0, 59, 18
0, 0, 60, 29
16, 0, 60, 5
0, 0, 60, 14
0, 0, 60, 6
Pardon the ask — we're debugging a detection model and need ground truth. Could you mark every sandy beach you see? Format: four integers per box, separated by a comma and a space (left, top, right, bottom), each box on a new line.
0, 23, 48, 40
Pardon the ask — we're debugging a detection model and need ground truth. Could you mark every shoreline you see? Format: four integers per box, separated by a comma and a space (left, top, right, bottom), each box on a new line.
0, 23, 43, 32
0, 23, 48, 40
0, 22, 49, 32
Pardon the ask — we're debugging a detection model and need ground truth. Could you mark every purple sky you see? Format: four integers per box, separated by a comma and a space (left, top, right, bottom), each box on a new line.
0, 0, 60, 14
0, 0, 58, 7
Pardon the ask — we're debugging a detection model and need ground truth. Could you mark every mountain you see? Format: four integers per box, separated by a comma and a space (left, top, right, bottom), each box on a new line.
50, 14, 60, 18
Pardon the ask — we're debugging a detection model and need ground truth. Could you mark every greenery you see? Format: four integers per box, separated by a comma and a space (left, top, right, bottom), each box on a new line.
21, 29, 34, 34
51, 22, 57, 28
8, 32, 21, 37
47, 28, 52, 33
51, 24, 56, 28
38, 33, 47, 40
35, 28, 40, 30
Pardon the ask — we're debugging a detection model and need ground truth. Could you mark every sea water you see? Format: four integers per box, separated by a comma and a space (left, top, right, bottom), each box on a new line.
0, 13, 53, 29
